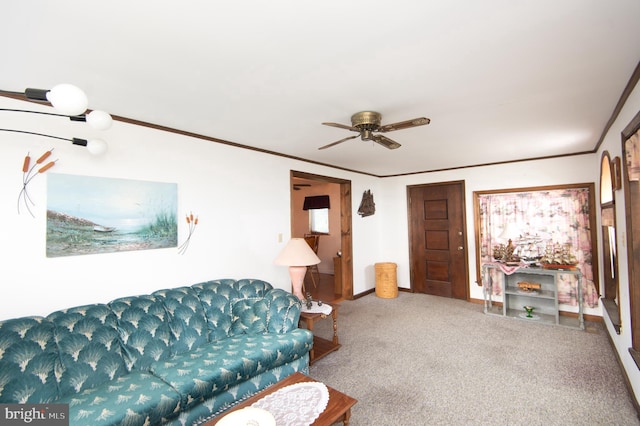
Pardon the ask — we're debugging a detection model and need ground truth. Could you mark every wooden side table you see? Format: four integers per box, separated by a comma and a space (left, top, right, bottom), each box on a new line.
299, 303, 341, 364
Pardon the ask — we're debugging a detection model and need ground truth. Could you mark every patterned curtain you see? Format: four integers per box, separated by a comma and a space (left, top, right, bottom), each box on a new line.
479, 188, 598, 308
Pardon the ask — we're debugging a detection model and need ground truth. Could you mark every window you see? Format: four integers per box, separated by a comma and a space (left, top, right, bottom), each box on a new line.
474, 184, 599, 311
309, 208, 329, 234
304, 195, 330, 234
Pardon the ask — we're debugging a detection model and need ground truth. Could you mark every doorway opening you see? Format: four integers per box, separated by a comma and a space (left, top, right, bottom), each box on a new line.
291, 170, 353, 303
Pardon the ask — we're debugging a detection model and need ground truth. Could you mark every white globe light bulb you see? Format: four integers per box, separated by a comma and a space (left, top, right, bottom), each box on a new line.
46, 84, 88, 116
86, 139, 108, 155
86, 110, 113, 130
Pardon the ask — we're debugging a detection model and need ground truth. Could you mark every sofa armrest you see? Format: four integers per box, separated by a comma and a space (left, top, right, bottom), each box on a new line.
265, 289, 302, 333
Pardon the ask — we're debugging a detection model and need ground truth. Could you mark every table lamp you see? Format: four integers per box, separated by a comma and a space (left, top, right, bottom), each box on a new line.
274, 238, 321, 300
499, 222, 521, 247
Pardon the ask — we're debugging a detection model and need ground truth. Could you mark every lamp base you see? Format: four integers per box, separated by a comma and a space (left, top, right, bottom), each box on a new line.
288, 265, 307, 300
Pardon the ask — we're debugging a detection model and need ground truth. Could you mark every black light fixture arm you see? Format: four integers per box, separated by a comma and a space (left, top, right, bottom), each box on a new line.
24, 88, 50, 102
0, 128, 105, 155
0, 128, 72, 142
0, 108, 88, 122
0, 88, 50, 102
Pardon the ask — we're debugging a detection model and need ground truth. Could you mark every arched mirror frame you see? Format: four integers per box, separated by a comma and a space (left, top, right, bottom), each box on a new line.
600, 151, 621, 333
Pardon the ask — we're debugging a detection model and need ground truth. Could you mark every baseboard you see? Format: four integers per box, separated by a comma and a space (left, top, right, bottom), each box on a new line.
353, 288, 375, 299
603, 329, 640, 420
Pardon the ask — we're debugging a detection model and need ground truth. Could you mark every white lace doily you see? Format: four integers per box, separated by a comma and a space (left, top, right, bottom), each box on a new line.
216, 407, 276, 426
251, 382, 329, 426
300, 301, 333, 315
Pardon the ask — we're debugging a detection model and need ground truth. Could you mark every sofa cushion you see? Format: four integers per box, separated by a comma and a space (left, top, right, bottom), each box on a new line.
152, 286, 209, 355
235, 279, 272, 297
230, 298, 268, 335
265, 288, 303, 333
47, 304, 129, 398
148, 329, 313, 410
191, 280, 239, 342
59, 370, 182, 426
109, 294, 173, 371
0, 317, 59, 403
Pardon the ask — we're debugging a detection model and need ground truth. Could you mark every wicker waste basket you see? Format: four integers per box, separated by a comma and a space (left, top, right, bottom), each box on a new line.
375, 262, 398, 298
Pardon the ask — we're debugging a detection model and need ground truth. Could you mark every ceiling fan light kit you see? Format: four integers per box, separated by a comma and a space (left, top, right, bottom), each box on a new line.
320, 111, 430, 150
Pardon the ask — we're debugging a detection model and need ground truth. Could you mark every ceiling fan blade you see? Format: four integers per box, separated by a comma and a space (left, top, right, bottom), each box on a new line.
322, 122, 359, 132
318, 135, 358, 150
372, 134, 402, 150
379, 117, 430, 132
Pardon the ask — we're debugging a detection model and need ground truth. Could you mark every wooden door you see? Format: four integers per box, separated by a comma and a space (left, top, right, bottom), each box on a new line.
408, 182, 468, 299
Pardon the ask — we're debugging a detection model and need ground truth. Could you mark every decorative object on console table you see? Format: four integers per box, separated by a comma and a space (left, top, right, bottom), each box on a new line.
523, 305, 535, 318
496, 222, 521, 264
299, 303, 341, 364
540, 242, 579, 270
274, 238, 321, 300
517, 281, 541, 293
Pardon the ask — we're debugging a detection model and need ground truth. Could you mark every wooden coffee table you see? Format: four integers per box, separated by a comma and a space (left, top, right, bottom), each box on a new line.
205, 372, 357, 425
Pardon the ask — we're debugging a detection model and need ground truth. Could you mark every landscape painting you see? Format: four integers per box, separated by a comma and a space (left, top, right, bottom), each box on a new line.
46, 173, 178, 257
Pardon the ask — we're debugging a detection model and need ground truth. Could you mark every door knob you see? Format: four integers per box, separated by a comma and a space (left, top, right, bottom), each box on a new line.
458, 246, 464, 250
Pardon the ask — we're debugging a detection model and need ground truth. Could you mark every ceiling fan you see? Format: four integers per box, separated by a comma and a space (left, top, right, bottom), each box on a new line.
319, 111, 430, 150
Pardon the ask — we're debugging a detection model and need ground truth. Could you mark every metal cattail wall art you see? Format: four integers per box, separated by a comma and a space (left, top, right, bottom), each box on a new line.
18, 149, 57, 217
177, 212, 199, 254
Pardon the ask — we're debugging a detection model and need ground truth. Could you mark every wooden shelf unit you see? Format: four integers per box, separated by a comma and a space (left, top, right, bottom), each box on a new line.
483, 264, 584, 330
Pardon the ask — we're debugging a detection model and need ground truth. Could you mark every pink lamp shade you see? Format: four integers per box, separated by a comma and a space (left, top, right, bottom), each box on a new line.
274, 238, 321, 300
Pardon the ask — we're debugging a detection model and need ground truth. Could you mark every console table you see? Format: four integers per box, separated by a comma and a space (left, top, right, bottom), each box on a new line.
482, 264, 584, 330
299, 303, 341, 364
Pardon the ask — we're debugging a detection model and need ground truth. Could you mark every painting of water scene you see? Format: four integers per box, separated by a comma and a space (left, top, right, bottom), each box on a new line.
46, 173, 178, 257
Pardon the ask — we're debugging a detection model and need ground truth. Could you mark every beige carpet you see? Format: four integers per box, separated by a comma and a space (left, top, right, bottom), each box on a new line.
308, 292, 639, 425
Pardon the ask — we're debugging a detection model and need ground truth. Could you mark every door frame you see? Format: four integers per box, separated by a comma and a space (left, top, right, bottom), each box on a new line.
290, 170, 354, 300
407, 180, 470, 299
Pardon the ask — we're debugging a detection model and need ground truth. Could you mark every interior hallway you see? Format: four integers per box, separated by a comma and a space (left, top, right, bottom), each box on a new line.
304, 271, 342, 305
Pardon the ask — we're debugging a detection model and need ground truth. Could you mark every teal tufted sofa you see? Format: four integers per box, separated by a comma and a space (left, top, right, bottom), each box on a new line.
0, 279, 313, 425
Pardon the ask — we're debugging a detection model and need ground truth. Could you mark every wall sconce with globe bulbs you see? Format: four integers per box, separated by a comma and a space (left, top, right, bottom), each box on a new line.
0, 83, 113, 155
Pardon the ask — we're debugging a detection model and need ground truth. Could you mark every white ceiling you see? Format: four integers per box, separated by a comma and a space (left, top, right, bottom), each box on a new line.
3, 1, 640, 176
